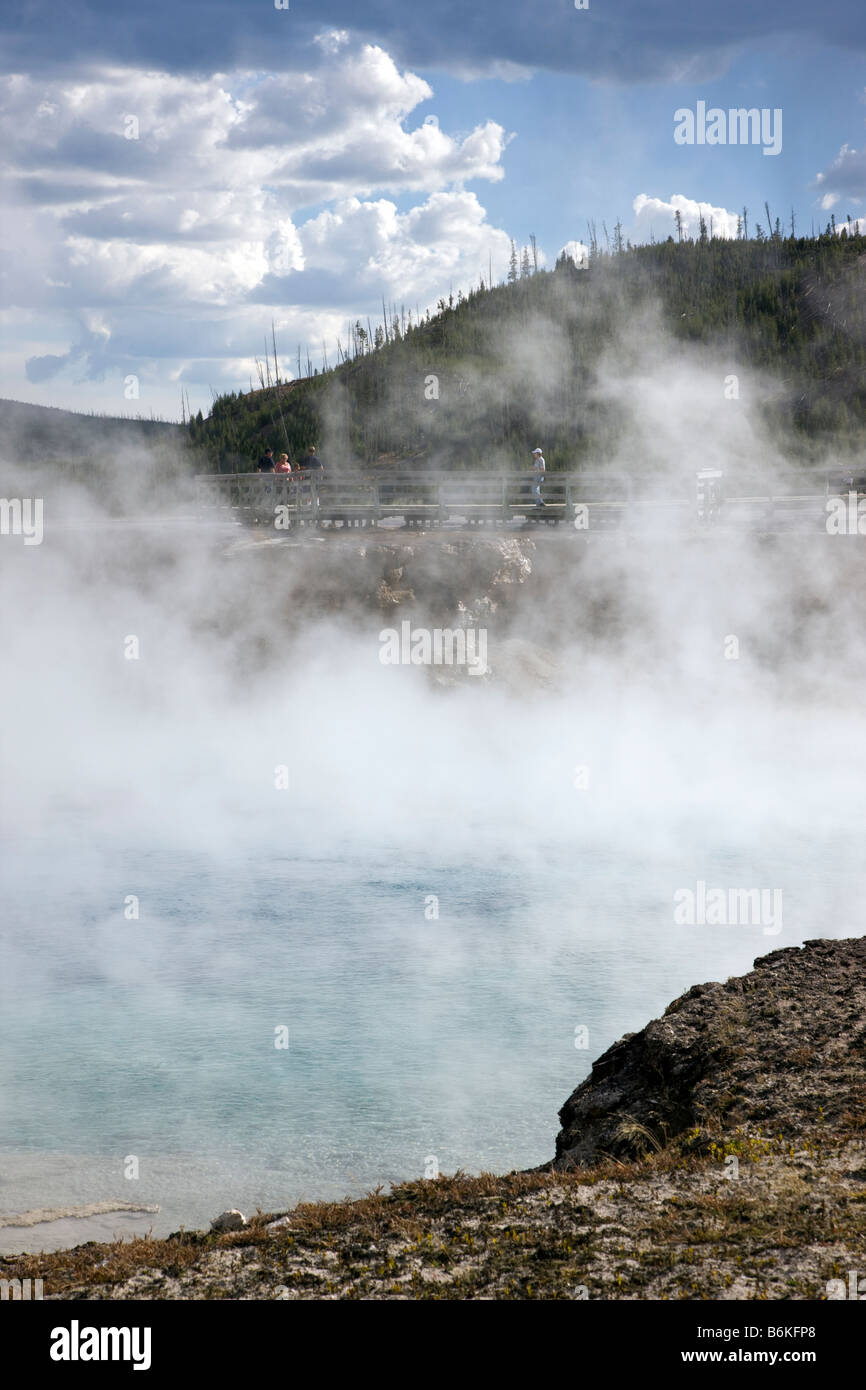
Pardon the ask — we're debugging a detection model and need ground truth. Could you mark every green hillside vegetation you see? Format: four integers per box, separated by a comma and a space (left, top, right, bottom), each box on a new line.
189, 220, 866, 476
0, 398, 180, 457
0, 398, 184, 500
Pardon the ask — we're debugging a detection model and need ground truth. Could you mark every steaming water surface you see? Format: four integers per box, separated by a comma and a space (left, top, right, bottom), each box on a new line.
2, 518, 866, 1252
0, 823, 861, 1250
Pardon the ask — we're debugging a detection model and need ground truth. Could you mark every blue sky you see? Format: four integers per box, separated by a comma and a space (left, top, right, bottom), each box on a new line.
1, 0, 865, 418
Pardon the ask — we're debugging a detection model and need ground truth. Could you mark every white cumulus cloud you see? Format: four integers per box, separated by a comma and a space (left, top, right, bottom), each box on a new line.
814, 141, 866, 204
632, 193, 740, 241
0, 40, 515, 412
560, 240, 589, 267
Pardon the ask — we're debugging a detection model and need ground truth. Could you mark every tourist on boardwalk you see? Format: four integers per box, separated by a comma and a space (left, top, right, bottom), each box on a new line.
300, 444, 324, 475
275, 453, 292, 473
258, 448, 275, 472
531, 447, 545, 506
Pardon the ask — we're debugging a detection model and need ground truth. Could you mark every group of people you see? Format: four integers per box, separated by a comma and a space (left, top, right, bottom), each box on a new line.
257, 446, 324, 474
256, 443, 546, 503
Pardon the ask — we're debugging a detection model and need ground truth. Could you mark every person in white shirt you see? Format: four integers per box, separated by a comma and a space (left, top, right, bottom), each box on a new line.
531, 447, 546, 506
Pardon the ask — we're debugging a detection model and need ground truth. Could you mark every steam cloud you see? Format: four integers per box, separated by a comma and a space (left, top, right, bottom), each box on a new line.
1, 295, 864, 1240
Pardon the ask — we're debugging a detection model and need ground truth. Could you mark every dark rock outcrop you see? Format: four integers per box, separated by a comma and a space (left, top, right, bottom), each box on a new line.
552, 937, 866, 1169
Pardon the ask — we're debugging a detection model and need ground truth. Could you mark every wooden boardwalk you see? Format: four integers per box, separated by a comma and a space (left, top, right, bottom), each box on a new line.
195, 470, 633, 529
194, 468, 839, 533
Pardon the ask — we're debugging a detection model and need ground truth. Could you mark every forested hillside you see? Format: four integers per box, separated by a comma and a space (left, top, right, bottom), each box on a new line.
0, 399, 180, 459
0, 399, 187, 509
186, 223, 866, 474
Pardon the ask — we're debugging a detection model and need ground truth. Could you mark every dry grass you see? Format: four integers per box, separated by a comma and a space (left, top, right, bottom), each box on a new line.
4, 1126, 865, 1301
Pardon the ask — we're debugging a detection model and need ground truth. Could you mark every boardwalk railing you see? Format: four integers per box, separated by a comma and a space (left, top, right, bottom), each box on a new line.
195, 470, 633, 528
195, 467, 846, 532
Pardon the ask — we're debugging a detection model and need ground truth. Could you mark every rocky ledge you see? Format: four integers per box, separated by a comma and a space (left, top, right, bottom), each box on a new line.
4, 939, 864, 1300
552, 936, 866, 1170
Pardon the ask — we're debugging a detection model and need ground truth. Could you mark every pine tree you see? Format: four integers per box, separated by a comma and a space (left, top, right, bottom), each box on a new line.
507, 239, 518, 284
193, 230, 866, 471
